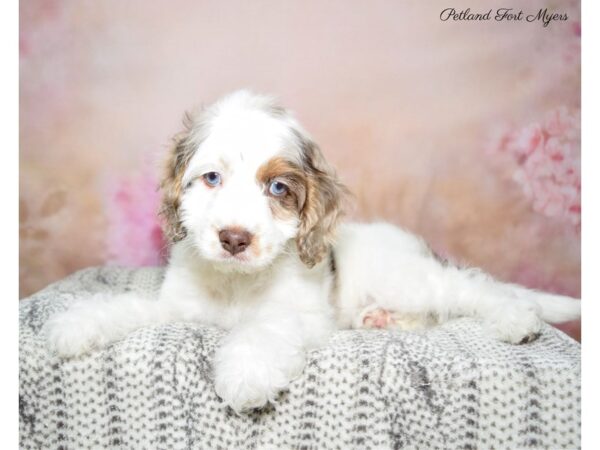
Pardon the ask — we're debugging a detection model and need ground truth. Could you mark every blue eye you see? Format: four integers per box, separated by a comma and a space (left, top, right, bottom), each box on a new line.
202, 172, 221, 187
269, 181, 288, 196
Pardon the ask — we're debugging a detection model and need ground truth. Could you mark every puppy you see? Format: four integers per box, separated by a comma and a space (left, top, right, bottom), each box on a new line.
45, 90, 581, 413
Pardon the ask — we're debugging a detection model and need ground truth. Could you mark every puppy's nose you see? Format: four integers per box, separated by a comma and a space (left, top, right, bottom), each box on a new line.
219, 228, 253, 255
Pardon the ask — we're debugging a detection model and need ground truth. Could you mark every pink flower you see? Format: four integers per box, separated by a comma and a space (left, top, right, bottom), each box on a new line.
488, 107, 580, 230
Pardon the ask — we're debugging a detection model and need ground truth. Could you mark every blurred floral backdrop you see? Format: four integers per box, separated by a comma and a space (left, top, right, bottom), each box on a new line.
20, 0, 580, 339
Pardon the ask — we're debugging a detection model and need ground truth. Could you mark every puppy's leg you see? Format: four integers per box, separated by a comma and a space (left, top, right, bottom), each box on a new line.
358, 303, 438, 331
441, 267, 546, 343
336, 223, 580, 343
213, 307, 333, 413
351, 263, 552, 343
382, 263, 579, 344
44, 293, 200, 358
426, 265, 582, 343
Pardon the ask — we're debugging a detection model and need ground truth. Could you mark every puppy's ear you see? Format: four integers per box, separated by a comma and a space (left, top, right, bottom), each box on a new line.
296, 135, 348, 267
159, 112, 198, 243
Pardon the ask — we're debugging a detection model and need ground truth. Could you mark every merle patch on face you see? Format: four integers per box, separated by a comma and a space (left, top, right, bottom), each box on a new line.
256, 157, 307, 220
159, 90, 348, 269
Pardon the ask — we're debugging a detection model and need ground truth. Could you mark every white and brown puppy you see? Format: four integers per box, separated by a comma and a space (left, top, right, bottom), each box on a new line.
45, 90, 581, 413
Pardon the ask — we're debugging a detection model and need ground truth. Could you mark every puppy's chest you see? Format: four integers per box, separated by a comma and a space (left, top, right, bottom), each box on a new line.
202, 278, 268, 328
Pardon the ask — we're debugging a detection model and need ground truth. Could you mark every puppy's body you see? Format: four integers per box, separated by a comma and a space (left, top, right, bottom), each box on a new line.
45, 90, 580, 413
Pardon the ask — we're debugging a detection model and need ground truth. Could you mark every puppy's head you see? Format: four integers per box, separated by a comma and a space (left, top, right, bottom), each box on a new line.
160, 90, 347, 272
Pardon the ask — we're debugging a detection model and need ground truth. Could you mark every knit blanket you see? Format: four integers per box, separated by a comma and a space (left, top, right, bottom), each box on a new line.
19, 267, 581, 449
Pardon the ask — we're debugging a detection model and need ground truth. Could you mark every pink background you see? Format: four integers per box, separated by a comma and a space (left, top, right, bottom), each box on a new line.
20, 0, 580, 339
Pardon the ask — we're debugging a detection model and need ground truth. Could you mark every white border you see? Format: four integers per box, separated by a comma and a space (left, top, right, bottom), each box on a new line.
1, 0, 19, 446
8, 1, 592, 446
581, 0, 598, 447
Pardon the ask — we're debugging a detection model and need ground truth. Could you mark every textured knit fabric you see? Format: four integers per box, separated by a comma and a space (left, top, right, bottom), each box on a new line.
19, 267, 581, 449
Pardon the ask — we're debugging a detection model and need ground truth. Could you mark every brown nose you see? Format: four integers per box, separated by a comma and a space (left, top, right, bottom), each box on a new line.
219, 228, 253, 255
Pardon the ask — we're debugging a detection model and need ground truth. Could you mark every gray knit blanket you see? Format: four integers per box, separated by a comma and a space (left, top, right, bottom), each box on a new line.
19, 267, 581, 449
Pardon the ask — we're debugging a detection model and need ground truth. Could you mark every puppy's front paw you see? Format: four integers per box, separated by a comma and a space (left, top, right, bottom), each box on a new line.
43, 306, 110, 358
213, 339, 305, 413
484, 302, 543, 344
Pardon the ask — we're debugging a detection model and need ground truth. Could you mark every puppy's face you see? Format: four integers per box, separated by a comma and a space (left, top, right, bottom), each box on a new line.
160, 91, 345, 272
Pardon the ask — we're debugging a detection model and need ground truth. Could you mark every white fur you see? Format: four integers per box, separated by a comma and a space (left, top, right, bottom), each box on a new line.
44, 90, 581, 413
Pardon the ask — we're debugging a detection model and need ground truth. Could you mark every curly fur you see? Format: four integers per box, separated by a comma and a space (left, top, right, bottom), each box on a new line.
45, 90, 581, 413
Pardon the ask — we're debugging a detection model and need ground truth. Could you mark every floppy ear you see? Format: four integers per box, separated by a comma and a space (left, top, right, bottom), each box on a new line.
295, 135, 348, 267
158, 112, 198, 243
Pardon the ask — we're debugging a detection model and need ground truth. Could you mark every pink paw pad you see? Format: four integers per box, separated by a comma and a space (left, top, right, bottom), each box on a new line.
362, 308, 393, 329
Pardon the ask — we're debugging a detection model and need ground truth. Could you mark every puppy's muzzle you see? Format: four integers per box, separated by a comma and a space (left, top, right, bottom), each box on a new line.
219, 228, 253, 255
